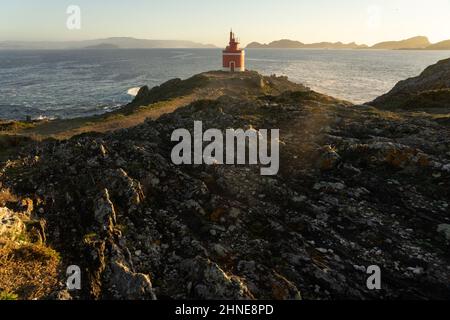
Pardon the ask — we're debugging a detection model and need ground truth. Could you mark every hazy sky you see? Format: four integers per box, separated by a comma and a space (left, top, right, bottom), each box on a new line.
1, 0, 450, 46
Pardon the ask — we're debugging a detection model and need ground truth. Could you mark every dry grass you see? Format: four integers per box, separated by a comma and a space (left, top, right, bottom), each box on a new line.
0, 242, 61, 300
0, 189, 17, 207
14, 95, 197, 140
368, 108, 405, 121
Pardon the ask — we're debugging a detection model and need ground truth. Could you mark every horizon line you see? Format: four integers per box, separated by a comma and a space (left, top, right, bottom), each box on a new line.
1, 34, 449, 48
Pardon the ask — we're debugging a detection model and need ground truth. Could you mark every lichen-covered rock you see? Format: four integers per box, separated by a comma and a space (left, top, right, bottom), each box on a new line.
316, 145, 341, 170
0, 207, 25, 242
437, 224, 450, 241
107, 260, 156, 300
181, 257, 254, 300
0, 70, 449, 300
94, 189, 117, 233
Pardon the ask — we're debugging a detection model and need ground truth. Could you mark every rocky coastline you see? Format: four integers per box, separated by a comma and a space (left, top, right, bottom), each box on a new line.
0, 64, 449, 300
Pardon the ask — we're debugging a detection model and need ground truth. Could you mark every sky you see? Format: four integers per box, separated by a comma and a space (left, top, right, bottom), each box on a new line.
1, 0, 450, 46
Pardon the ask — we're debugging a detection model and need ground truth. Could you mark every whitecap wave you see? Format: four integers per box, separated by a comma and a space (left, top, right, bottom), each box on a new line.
34, 115, 56, 121
170, 53, 194, 59
127, 87, 142, 97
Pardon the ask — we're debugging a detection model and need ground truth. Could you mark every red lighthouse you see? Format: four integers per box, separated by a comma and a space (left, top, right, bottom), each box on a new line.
223, 30, 245, 72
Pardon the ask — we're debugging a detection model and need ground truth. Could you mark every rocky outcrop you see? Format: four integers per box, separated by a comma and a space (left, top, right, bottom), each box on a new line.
370, 58, 450, 110
0, 195, 62, 300
0, 207, 25, 242
130, 71, 310, 108
1, 71, 449, 300
83, 188, 156, 300
105, 243, 156, 300
437, 224, 450, 241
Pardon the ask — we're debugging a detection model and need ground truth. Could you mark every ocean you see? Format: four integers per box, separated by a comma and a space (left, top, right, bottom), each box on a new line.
0, 48, 449, 120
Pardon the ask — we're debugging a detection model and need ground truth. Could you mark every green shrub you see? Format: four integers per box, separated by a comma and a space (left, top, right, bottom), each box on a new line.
0, 291, 18, 300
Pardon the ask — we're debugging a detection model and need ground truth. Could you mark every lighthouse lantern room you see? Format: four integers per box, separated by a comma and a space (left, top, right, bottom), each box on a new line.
223, 30, 245, 72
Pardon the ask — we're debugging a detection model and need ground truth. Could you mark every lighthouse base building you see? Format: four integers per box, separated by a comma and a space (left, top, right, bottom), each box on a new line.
223, 30, 245, 72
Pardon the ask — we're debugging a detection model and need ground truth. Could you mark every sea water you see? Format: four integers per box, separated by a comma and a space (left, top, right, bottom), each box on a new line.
0, 48, 449, 120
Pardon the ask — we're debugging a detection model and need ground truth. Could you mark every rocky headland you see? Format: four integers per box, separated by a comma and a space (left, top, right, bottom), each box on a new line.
370, 58, 450, 111
0, 63, 450, 300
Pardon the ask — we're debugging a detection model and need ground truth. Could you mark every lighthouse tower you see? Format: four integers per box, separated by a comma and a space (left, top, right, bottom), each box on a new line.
223, 30, 245, 72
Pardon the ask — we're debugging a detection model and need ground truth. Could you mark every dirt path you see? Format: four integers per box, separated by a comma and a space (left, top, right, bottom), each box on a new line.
18, 95, 197, 140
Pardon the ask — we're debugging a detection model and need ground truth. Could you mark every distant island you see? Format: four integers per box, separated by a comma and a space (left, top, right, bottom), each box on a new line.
0, 37, 217, 50
83, 43, 120, 50
247, 40, 368, 49
2, 35, 449, 51
247, 36, 450, 50
427, 40, 450, 50
371, 36, 430, 49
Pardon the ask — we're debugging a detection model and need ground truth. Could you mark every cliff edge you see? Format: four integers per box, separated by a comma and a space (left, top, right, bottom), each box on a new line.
370, 58, 450, 110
